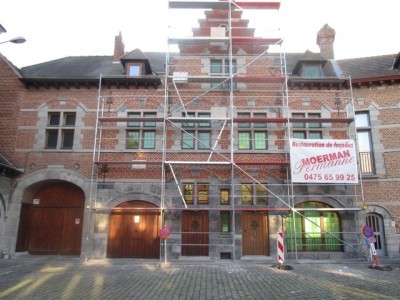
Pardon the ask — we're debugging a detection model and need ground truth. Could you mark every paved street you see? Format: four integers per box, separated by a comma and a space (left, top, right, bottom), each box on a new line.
0, 256, 399, 300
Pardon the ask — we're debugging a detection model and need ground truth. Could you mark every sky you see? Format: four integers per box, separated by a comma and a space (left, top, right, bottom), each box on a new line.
1, 0, 399, 68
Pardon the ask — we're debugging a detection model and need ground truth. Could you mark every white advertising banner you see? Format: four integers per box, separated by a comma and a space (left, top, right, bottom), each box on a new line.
289, 139, 359, 183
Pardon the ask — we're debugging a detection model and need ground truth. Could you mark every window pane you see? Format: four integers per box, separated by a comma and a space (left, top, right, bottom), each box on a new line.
127, 131, 140, 149
220, 212, 230, 233
62, 130, 74, 149
143, 131, 156, 149
308, 113, 321, 128
304, 211, 322, 251
220, 189, 230, 205
128, 112, 140, 127
144, 112, 156, 127
293, 131, 306, 139
198, 131, 211, 149
302, 65, 322, 78
46, 130, 58, 148
255, 184, 268, 204
210, 59, 222, 73
48, 113, 60, 126
237, 113, 251, 128
182, 112, 195, 127
355, 112, 370, 127
323, 212, 341, 251
309, 131, 322, 139
183, 184, 194, 204
238, 132, 251, 150
182, 132, 195, 149
241, 184, 252, 204
64, 113, 76, 126
198, 113, 210, 127
292, 113, 305, 128
254, 113, 267, 128
197, 184, 208, 204
129, 65, 140, 76
225, 59, 237, 73
254, 132, 267, 150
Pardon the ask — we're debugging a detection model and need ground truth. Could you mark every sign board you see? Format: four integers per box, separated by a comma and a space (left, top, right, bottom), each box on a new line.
289, 138, 359, 183
362, 225, 374, 238
160, 226, 171, 239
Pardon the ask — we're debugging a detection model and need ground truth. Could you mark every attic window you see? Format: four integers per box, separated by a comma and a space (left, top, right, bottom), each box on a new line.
127, 63, 143, 76
301, 65, 323, 78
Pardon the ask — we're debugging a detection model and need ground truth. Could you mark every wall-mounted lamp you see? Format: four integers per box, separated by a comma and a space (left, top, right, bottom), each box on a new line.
0, 36, 26, 45
134, 215, 140, 223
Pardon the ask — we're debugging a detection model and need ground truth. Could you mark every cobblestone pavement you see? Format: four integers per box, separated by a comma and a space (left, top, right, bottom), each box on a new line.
0, 256, 399, 300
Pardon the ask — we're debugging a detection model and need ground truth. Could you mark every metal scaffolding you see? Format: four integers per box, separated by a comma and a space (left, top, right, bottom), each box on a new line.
88, 0, 366, 262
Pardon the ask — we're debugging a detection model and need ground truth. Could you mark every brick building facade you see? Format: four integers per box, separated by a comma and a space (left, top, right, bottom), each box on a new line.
0, 1, 398, 260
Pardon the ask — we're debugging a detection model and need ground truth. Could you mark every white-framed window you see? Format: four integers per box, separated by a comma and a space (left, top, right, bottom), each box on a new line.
355, 111, 375, 174
127, 63, 143, 76
126, 111, 157, 149
181, 112, 211, 150
210, 58, 237, 90
45, 112, 76, 149
237, 112, 268, 150
292, 112, 322, 139
210, 59, 237, 75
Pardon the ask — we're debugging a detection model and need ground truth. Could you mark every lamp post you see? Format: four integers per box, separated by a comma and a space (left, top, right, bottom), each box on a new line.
0, 36, 26, 45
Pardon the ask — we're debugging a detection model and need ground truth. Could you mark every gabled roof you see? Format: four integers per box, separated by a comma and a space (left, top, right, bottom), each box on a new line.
120, 49, 162, 75
121, 49, 148, 61
290, 50, 328, 75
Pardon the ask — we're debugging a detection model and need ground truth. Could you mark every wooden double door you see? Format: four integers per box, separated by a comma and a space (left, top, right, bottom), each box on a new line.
16, 182, 84, 255
181, 211, 209, 256
242, 211, 269, 256
107, 201, 160, 258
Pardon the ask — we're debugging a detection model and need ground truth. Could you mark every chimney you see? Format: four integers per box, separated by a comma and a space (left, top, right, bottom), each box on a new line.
113, 31, 125, 61
317, 24, 335, 60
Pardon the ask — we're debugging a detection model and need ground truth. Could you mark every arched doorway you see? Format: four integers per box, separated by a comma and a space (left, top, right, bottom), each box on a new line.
16, 181, 85, 255
286, 202, 342, 251
366, 213, 386, 256
107, 201, 160, 258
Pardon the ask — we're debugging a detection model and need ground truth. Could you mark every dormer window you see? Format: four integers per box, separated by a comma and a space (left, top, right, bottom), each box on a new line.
127, 63, 143, 77
301, 65, 323, 78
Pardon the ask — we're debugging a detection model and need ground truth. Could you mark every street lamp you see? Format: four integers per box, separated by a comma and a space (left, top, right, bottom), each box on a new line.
0, 36, 26, 45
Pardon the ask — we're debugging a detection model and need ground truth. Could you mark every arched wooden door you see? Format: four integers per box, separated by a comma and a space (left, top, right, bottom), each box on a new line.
107, 201, 160, 258
366, 213, 386, 256
17, 182, 85, 255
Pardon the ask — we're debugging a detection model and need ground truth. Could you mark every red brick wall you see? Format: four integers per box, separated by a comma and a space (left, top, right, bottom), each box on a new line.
0, 57, 24, 164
